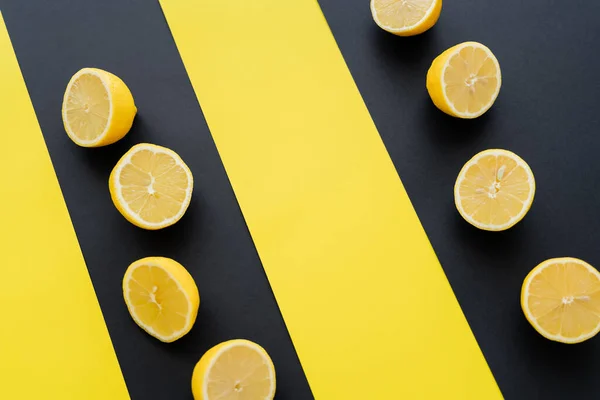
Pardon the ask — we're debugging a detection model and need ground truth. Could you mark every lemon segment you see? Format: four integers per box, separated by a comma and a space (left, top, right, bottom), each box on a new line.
109, 143, 193, 230
521, 258, 600, 344
427, 42, 501, 118
122, 257, 200, 343
454, 149, 535, 231
371, 0, 441, 36
191, 339, 276, 400
62, 68, 136, 147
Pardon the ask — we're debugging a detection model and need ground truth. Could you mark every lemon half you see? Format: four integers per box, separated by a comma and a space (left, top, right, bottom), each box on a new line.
109, 143, 193, 230
427, 42, 501, 118
123, 257, 200, 343
192, 339, 276, 400
371, 0, 442, 36
62, 68, 136, 147
454, 149, 535, 231
522, 258, 600, 344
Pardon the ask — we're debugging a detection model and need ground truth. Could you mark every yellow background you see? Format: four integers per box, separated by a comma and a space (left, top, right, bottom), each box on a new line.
0, 13, 129, 399
161, 0, 502, 398
0, 0, 503, 396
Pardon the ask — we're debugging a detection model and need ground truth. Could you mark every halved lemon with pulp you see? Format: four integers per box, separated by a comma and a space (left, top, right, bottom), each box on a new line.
522, 258, 600, 344
427, 42, 501, 118
109, 143, 193, 230
123, 257, 199, 342
191, 339, 276, 400
371, 0, 442, 36
62, 67, 136, 147
454, 149, 535, 231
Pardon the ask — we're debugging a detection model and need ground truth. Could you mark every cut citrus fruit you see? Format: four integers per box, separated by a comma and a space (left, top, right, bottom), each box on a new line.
454, 149, 535, 231
109, 143, 193, 230
427, 42, 501, 118
521, 258, 600, 344
62, 67, 136, 147
371, 0, 442, 36
123, 257, 199, 342
191, 339, 276, 400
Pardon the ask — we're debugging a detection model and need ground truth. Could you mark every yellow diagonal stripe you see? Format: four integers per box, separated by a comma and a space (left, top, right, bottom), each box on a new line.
162, 1, 501, 398
0, 14, 129, 399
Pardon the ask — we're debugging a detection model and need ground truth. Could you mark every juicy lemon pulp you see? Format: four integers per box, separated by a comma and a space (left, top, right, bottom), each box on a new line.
444, 45, 499, 115
192, 340, 276, 400
64, 73, 110, 142
123, 257, 199, 342
373, 0, 433, 27
427, 42, 501, 118
371, 0, 441, 36
455, 149, 535, 231
109, 144, 193, 229
522, 258, 600, 343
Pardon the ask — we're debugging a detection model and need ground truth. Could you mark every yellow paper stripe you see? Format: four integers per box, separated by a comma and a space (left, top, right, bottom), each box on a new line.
161, 1, 501, 398
0, 14, 129, 399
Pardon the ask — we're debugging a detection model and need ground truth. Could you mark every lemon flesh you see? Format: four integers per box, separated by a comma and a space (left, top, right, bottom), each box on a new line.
192, 339, 276, 400
427, 42, 501, 118
522, 258, 600, 344
109, 143, 193, 230
123, 257, 199, 343
371, 0, 441, 36
454, 149, 535, 231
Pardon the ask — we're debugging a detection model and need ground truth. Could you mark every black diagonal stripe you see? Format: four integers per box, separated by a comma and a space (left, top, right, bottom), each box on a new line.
1, 1, 312, 398
318, 0, 600, 398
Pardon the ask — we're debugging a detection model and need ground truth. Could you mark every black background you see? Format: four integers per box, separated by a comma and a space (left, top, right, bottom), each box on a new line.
319, 0, 600, 398
1, 1, 311, 399
2, 0, 600, 398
